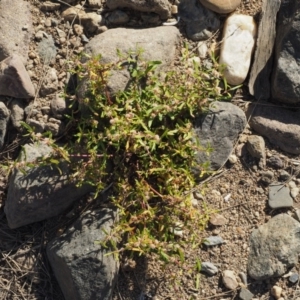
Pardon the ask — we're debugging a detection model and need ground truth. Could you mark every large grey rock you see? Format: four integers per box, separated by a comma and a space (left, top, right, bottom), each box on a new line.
106, 0, 171, 19
179, 0, 220, 41
77, 27, 180, 103
271, 0, 300, 103
0, 55, 35, 98
5, 143, 93, 229
0, 102, 9, 149
246, 103, 300, 154
0, 0, 33, 63
47, 208, 118, 300
194, 102, 246, 172
248, 0, 281, 100
248, 214, 300, 280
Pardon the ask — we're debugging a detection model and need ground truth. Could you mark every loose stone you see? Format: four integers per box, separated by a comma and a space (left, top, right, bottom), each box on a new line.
199, 0, 241, 14
268, 183, 293, 209
203, 236, 224, 246
222, 270, 238, 290
201, 262, 218, 275
271, 285, 282, 299
260, 170, 274, 186
289, 273, 299, 284
239, 288, 254, 300
279, 170, 290, 181
220, 14, 257, 85
209, 213, 227, 226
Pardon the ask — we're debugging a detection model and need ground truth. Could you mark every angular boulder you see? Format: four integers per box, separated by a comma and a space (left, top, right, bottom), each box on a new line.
77, 26, 180, 103
193, 101, 246, 172
106, 0, 171, 19
0, 0, 33, 63
0, 55, 35, 98
271, 0, 300, 103
246, 103, 300, 155
0, 102, 9, 149
47, 208, 118, 300
248, 214, 300, 280
5, 143, 93, 229
248, 0, 281, 100
220, 14, 257, 85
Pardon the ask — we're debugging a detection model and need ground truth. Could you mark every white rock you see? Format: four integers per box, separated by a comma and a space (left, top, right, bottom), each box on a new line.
228, 154, 238, 164
222, 270, 238, 290
197, 41, 208, 58
271, 285, 282, 299
219, 14, 257, 85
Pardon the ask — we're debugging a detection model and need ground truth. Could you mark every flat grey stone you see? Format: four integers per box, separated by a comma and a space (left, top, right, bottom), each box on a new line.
239, 288, 254, 300
38, 35, 57, 64
248, 214, 300, 280
194, 101, 246, 172
268, 182, 293, 209
4, 143, 93, 228
201, 262, 218, 275
203, 236, 224, 246
47, 208, 119, 300
289, 273, 299, 284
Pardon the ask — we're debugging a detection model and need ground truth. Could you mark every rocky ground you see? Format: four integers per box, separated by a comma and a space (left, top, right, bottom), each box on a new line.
3, 0, 300, 300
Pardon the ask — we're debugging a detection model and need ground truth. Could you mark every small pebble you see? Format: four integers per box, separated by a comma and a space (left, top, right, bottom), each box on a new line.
289, 273, 299, 284
203, 236, 224, 246
239, 288, 254, 300
269, 182, 293, 209
228, 154, 238, 164
222, 270, 238, 290
200, 262, 218, 275
279, 170, 290, 181
238, 272, 248, 285
209, 213, 227, 226
271, 285, 282, 299
261, 170, 274, 185
268, 155, 284, 169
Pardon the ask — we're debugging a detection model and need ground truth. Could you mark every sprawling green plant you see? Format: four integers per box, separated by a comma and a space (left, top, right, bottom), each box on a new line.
5, 46, 234, 262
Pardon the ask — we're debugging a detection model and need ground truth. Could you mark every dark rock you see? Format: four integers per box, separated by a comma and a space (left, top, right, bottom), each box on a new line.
0, 102, 9, 149
268, 182, 293, 209
0, 0, 33, 63
0, 55, 35, 98
248, 0, 280, 100
194, 101, 246, 172
271, 0, 300, 103
279, 170, 290, 181
260, 170, 274, 186
179, 0, 220, 41
4, 143, 93, 228
47, 208, 119, 300
200, 262, 218, 275
246, 103, 300, 154
268, 156, 284, 169
107, 10, 130, 25
248, 214, 300, 280
106, 0, 171, 19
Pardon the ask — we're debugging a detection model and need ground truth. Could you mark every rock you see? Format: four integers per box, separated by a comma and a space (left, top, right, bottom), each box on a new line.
0, 55, 35, 98
209, 213, 227, 226
106, 0, 171, 20
107, 10, 129, 25
248, 214, 300, 280
246, 103, 300, 155
279, 170, 290, 182
51, 94, 68, 119
289, 273, 299, 284
77, 26, 180, 104
220, 14, 257, 85
197, 41, 208, 59
268, 156, 284, 169
26, 119, 45, 133
4, 143, 93, 228
248, 0, 281, 100
40, 68, 58, 96
238, 272, 248, 286
45, 118, 63, 136
62, 5, 87, 23
228, 154, 238, 164
201, 262, 218, 275
0, 102, 9, 149
179, 0, 220, 41
271, 0, 300, 103
38, 36, 57, 64
199, 0, 241, 14
88, 0, 102, 8
40, 1, 61, 11
268, 183, 293, 208
222, 270, 238, 290
239, 288, 254, 300
47, 208, 119, 300
260, 170, 274, 186
8, 99, 25, 130
193, 101, 246, 171
82, 12, 102, 34
271, 285, 282, 300
0, 0, 33, 63
203, 236, 224, 246
247, 135, 265, 167
289, 181, 299, 199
